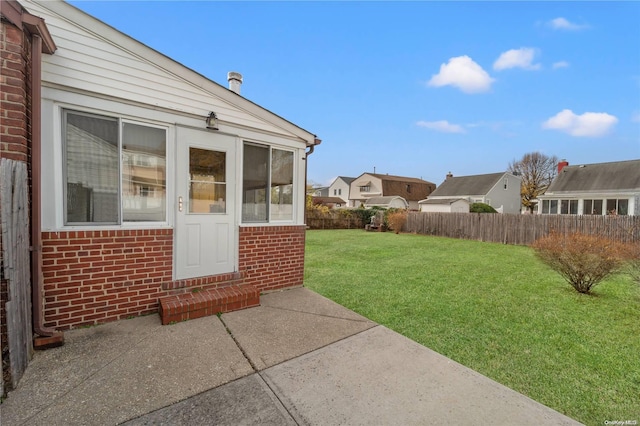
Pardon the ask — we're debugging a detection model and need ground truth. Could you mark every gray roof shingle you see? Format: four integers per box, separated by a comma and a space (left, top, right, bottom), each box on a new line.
337, 176, 356, 185
365, 196, 406, 204
419, 198, 467, 205
546, 159, 640, 193
429, 172, 505, 197
369, 173, 434, 185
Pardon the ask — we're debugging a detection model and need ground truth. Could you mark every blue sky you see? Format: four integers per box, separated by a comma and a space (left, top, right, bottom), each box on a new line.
69, 1, 640, 187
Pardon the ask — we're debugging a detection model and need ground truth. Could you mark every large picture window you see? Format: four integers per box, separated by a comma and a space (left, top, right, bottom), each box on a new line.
64, 110, 167, 225
242, 142, 294, 222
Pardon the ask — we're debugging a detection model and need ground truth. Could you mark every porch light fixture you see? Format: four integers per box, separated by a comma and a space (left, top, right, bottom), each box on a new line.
206, 111, 219, 130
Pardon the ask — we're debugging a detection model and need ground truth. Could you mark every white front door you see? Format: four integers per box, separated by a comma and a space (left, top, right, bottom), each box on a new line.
175, 127, 237, 279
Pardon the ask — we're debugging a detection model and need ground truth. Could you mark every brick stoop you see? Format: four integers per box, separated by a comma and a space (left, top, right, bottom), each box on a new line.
159, 284, 260, 325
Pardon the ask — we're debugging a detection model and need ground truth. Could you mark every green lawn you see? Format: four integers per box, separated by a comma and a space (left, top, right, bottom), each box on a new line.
304, 229, 640, 426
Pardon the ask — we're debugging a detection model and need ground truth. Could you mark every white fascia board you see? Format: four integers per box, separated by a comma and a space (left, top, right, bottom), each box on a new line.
540, 190, 640, 199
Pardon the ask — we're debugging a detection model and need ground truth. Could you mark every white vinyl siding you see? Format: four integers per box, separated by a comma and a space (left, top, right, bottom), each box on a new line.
25, 1, 296, 137
484, 173, 522, 214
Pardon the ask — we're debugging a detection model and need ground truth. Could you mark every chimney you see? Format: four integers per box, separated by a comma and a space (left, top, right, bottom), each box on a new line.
558, 159, 569, 173
446, 171, 453, 180
227, 71, 243, 95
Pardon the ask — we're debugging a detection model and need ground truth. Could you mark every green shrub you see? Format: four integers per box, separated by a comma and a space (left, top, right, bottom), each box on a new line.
531, 232, 627, 294
470, 203, 497, 213
353, 207, 378, 226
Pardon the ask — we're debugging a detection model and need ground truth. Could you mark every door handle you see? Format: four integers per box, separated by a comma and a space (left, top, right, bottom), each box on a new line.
178, 196, 183, 212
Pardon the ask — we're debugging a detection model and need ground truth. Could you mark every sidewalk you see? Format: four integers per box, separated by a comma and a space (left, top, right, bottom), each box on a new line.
0, 287, 582, 425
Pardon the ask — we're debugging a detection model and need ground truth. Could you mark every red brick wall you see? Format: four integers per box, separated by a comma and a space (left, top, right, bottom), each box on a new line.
0, 22, 31, 163
41, 225, 307, 329
239, 225, 306, 292
41, 229, 173, 329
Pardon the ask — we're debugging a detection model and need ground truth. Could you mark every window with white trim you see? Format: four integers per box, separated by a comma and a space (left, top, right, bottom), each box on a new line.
606, 199, 628, 215
242, 142, 294, 222
541, 199, 559, 214
63, 110, 167, 225
584, 199, 603, 215
559, 199, 578, 215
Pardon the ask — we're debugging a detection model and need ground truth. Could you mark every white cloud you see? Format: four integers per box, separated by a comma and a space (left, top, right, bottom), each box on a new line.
552, 61, 569, 69
416, 120, 466, 134
427, 56, 495, 94
548, 17, 589, 31
542, 109, 618, 137
493, 48, 541, 71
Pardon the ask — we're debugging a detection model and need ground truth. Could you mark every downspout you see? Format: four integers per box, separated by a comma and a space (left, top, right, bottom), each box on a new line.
30, 34, 64, 348
304, 138, 321, 225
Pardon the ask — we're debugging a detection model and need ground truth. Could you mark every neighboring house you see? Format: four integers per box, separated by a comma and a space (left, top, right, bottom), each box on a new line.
328, 176, 355, 205
364, 196, 409, 209
1, 0, 320, 345
350, 173, 436, 210
422, 172, 522, 214
312, 186, 329, 197
537, 159, 640, 216
312, 196, 346, 209
419, 198, 470, 213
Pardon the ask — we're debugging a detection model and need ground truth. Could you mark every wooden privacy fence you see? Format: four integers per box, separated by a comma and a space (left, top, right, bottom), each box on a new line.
0, 159, 33, 394
404, 212, 640, 245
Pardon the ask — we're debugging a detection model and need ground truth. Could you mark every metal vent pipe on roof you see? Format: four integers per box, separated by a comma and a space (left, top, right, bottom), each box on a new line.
227, 71, 243, 94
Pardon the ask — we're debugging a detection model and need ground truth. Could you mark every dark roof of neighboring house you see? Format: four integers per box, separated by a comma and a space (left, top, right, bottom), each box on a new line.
419, 198, 468, 205
546, 159, 640, 193
355, 173, 436, 202
336, 176, 356, 185
429, 172, 506, 197
369, 173, 434, 185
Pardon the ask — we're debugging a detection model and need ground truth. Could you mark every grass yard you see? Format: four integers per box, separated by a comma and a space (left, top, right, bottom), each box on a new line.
304, 229, 640, 426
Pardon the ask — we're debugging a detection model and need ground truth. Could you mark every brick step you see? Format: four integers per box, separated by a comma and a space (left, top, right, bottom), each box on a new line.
159, 284, 259, 325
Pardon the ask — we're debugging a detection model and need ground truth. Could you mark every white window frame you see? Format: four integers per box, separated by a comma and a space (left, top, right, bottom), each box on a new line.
583, 199, 604, 215
60, 107, 171, 228
241, 141, 296, 224
606, 198, 629, 216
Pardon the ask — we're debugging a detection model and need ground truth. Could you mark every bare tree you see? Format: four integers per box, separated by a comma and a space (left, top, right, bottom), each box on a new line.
508, 152, 558, 213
